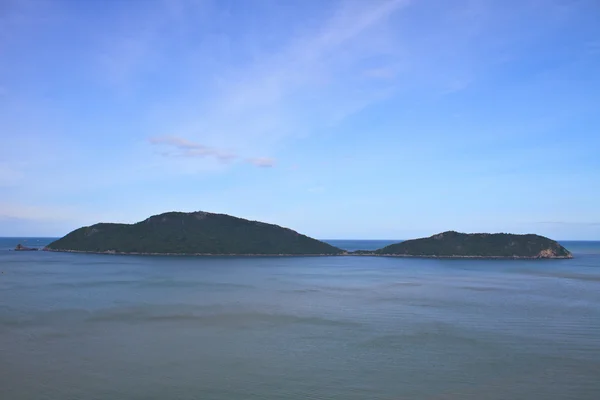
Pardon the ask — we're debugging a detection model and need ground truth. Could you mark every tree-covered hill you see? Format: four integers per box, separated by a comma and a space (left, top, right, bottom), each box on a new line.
374, 231, 572, 258
46, 211, 343, 255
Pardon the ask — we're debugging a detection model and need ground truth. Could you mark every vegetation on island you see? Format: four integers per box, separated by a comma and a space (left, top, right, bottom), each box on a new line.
45, 212, 573, 259
373, 231, 572, 258
46, 211, 343, 255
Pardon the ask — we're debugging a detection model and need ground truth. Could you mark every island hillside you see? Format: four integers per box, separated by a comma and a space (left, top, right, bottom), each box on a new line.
374, 231, 572, 258
46, 211, 343, 255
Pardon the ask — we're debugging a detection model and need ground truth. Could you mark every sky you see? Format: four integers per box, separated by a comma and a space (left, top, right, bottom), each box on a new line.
1, 0, 599, 240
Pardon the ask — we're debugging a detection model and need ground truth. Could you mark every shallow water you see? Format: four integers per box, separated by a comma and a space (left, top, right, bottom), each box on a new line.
1, 238, 599, 399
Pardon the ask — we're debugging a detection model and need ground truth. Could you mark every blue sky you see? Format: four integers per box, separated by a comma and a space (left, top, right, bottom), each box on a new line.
1, 0, 599, 239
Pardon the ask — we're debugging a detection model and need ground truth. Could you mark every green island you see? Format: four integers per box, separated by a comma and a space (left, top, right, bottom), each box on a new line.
45, 211, 343, 255
45, 211, 572, 258
371, 230, 572, 259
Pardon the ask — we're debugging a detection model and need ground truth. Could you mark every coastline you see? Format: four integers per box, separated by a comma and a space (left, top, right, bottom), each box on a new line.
42, 248, 573, 259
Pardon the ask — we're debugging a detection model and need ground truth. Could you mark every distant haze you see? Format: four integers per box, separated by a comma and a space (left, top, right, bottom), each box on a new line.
1, 0, 599, 239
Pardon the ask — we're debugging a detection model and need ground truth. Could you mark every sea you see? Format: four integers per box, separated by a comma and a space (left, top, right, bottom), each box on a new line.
1, 237, 599, 400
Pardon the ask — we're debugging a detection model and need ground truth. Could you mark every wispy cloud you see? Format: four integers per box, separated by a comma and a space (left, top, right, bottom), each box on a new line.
149, 0, 412, 159
149, 136, 275, 167
247, 157, 276, 168
149, 136, 236, 162
213, 0, 410, 111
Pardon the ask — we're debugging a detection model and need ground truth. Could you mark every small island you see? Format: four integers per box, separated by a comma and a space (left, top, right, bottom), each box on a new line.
14, 244, 39, 251
371, 231, 572, 259
44, 211, 572, 259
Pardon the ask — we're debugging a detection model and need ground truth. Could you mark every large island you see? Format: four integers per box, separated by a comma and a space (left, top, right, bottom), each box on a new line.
373, 231, 572, 259
46, 211, 343, 255
45, 211, 572, 258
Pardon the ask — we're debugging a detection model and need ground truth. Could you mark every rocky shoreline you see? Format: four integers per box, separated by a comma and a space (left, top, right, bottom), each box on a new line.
42, 248, 341, 257
42, 248, 573, 259
348, 253, 573, 259
14, 244, 39, 251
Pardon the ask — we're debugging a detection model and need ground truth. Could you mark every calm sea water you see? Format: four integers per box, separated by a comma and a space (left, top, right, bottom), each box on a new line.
1, 237, 599, 399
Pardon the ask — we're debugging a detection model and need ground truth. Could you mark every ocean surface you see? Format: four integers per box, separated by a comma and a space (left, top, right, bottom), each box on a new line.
1, 237, 600, 400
